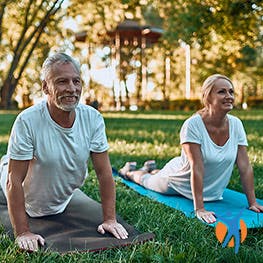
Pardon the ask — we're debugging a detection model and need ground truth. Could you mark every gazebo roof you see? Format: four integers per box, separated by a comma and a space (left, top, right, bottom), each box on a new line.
107, 19, 163, 46
75, 19, 163, 47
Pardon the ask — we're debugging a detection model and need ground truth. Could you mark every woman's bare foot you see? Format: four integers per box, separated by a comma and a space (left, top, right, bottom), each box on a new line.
119, 162, 137, 179
139, 160, 157, 172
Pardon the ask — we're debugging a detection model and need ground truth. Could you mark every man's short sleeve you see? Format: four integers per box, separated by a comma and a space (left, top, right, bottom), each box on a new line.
7, 115, 34, 160
90, 113, 109, 153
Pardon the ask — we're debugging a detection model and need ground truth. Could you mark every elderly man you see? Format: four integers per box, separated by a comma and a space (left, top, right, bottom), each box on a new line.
0, 52, 128, 252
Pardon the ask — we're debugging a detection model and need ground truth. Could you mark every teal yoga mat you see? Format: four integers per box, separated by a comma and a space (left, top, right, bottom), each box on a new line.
112, 168, 263, 229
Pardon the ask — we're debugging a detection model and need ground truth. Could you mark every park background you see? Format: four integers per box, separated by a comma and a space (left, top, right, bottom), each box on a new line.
0, 0, 262, 110
0, 0, 263, 262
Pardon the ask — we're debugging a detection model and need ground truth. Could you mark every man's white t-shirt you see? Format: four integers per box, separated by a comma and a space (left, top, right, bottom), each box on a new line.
5, 101, 109, 217
163, 114, 248, 201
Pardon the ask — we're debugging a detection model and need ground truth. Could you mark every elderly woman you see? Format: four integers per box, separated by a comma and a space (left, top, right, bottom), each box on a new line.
119, 74, 263, 223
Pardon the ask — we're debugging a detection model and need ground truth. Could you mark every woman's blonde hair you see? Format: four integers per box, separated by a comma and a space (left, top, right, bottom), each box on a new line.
201, 74, 234, 107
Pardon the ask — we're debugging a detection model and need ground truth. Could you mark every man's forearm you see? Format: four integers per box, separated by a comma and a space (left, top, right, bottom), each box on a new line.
99, 176, 116, 221
7, 185, 30, 236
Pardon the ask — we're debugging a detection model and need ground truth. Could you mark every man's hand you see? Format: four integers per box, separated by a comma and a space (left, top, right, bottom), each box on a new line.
15, 231, 45, 252
97, 220, 129, 239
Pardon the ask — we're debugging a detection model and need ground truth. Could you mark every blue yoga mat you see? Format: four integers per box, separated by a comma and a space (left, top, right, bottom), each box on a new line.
112, 168, 263, 229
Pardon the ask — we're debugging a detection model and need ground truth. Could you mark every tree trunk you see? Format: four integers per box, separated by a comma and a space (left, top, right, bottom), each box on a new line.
0, 78, 17, 109
0, 0, 64, 109
123, 79, 130, 108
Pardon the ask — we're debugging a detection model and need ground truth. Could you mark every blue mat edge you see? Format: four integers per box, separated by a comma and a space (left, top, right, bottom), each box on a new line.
112, 167, 263, 229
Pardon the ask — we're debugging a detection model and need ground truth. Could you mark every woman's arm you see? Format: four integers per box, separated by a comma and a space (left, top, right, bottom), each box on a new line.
182, 143, 216, 223
236, 145, 263, 212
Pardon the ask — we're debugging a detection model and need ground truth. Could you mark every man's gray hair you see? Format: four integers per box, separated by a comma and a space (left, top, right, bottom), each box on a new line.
41, 52, 81, 81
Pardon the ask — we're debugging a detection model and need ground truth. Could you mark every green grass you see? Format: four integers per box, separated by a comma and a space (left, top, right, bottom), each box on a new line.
0, 109, 263, 262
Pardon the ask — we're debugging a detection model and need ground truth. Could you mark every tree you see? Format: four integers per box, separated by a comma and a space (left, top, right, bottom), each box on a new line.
0, 0, 65, 109
147, 0, 262, 103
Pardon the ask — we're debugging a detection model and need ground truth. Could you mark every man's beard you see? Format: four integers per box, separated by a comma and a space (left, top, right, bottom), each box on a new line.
55, 95, 80, 111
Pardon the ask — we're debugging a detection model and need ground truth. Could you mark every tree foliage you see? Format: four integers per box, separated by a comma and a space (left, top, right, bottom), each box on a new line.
155, 0, 262, 72
0, 0, 66, 109
0, 0, 262, 109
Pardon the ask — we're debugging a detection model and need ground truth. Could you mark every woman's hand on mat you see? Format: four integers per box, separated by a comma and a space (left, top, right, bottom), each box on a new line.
249, 202, 263, 213
97, 220, 129, 239
15, 231, 45, 252
195, 208, 216, 224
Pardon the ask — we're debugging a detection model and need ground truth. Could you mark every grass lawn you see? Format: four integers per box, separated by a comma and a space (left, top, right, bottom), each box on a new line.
0, 109, 263, 262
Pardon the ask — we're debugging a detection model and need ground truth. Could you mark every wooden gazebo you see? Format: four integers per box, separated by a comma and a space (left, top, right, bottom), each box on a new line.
75, 19, 163, 109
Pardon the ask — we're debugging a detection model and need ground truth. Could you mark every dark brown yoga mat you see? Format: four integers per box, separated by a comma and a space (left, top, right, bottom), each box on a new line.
0, 188, 154, 253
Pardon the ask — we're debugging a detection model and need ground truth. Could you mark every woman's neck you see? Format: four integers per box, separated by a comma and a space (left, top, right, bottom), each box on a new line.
199, 108, 228, 128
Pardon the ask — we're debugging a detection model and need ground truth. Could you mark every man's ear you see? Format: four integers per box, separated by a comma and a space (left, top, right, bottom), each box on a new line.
42, 80, 49, 95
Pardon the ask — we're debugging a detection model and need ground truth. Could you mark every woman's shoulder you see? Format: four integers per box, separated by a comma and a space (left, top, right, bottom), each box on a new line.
181, 113, 203, 133
183, 113, 202, 125
227, 114, 243, 126
180, 113, 204, 142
